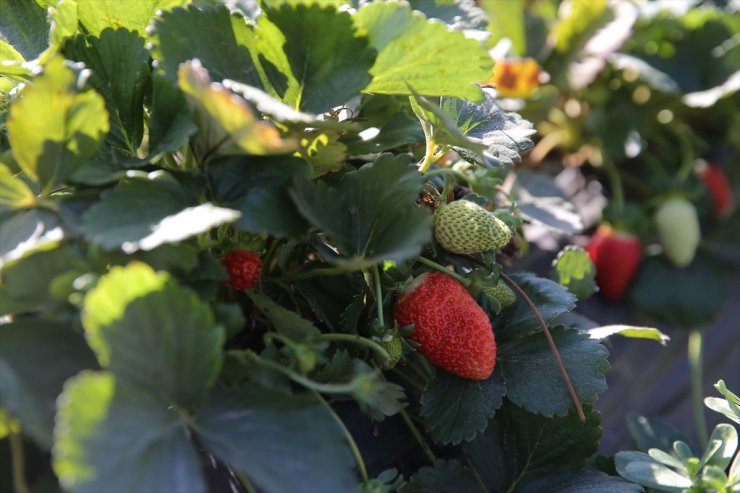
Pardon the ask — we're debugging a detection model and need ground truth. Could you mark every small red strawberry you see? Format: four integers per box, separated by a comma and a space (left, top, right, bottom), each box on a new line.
221, 250, 262, 290
586, 225, 642, 300
392, 272, 496, 380
700, 162, 734, 218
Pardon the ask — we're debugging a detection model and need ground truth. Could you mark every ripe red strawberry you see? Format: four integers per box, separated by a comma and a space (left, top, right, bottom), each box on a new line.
392, 272, 496, 380
586, 225, 642, 300
221, 250, 262, 290
700, 163, 734, 218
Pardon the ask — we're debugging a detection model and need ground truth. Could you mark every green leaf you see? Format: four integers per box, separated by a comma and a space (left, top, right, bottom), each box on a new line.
7, 57, 109, 191
355, 2, 490, 100
75, 0, 187, 36
0, 320, 97, 448
0, 209, 63, 269
82, 263, 224, 409
350, 361, 405, 421
464, 403, 601, 491
147, 72, 197, 160
0, 162, 35, 212
53, 371, 205, 493
47, 0, 79, 52
549, 245, 597, 301
289, 154, 433, 269
409, 0, 489, 31
614, 451, 691, 492
0, 0, 48, 61
246, 291, 321, 341
630, 254, 726, 329
498, 326, 609, 417
178, 60, 298, 156
409, 92, 488, 154
588, 325, 670, 346
440, 89, 536, 167
705, 380, 740, 425
63, 29, 151, 155
420, 369, 506, 445
196, 383, 355, 493
401, 460, 480, 493
492, 272, 577, 341
480, 0, 527, 55
298, 131, 347, 178
704, 424, 738, 470
207, 155, 310, 238
259, 3, 376, 113
150, 5, 264, 87
82, 172, 239, 253
518, 470, 644, 493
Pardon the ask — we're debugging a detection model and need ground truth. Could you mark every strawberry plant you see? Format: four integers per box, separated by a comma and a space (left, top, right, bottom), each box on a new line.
0, 1, 668, 492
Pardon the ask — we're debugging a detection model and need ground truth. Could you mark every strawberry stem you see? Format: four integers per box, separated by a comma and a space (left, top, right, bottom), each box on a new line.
399, 408, 436, 463
317, 333, 391, 362
500, 273, 586, 424
416, 256, 471, 287
8, 427, 30, 493
312, 390, 369, 485
245, 351, 357, 394
373, 265, 385, 326
688, 329, 708, 449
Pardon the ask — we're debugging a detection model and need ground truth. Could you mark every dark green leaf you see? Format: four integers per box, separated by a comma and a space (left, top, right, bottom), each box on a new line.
588, 325, 669, 346
150, 5, 264, 87
626, 413, 693, 454
420, 369, 506, 445
464, 403, 601, 491
518, 470, 644, 493
441, 89, 536, 167
294, 272, 365, 330
0, 209, 63, 268
260, 3, 376, 113
355, 2, 490, 100
75, 0, 188, 37
53, 371, 205, 493
82, 172, 239, 253
498, 327, 609, 417
0, 0, 48, 61
82, 263, 224, 409
147, 72, 197, 160
408, 0, 488, 31
246, 291, 321, 341
289, 154, 433, 269
492, 272, 577, 341
7, 57, 109, 190
401, 459, 480, 493
196, 383, 355, 493
207, 155, 310, 238
0, 321, 97, 448
63, 29, 150, 155
630, 254, 726, 329
549, 245, 597, 301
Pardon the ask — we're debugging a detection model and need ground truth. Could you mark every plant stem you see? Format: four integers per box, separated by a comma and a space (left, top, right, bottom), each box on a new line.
689, 328, 708, 449
399, 408, 436, 463
373, 265, 385, 326
318, 333, 390, 362
416, 257, 470, 287
246, 351, 356, 394
466, 458, 488, 493
602, 158, 624, 213
236, 472, 258, 493
8, 430, 30, 493
312, 390, 369, 485
500, 273, 586, 423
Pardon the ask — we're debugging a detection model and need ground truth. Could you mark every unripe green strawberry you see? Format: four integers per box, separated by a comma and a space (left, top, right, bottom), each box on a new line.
434, 200, 512, 254
393, 272, 496, 380
483, 282, 516, 308
375, 332, 402, 370
654, 197, 700, 268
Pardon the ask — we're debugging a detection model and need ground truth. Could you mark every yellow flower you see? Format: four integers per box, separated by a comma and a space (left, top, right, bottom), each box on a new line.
486, 58, 541, 99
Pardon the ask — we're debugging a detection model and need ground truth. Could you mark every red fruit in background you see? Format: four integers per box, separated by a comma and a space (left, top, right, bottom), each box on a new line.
392, 272, 496, 380
586, 225, 642, 300
700, 163, 734, 218
221, 250, 262, 290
